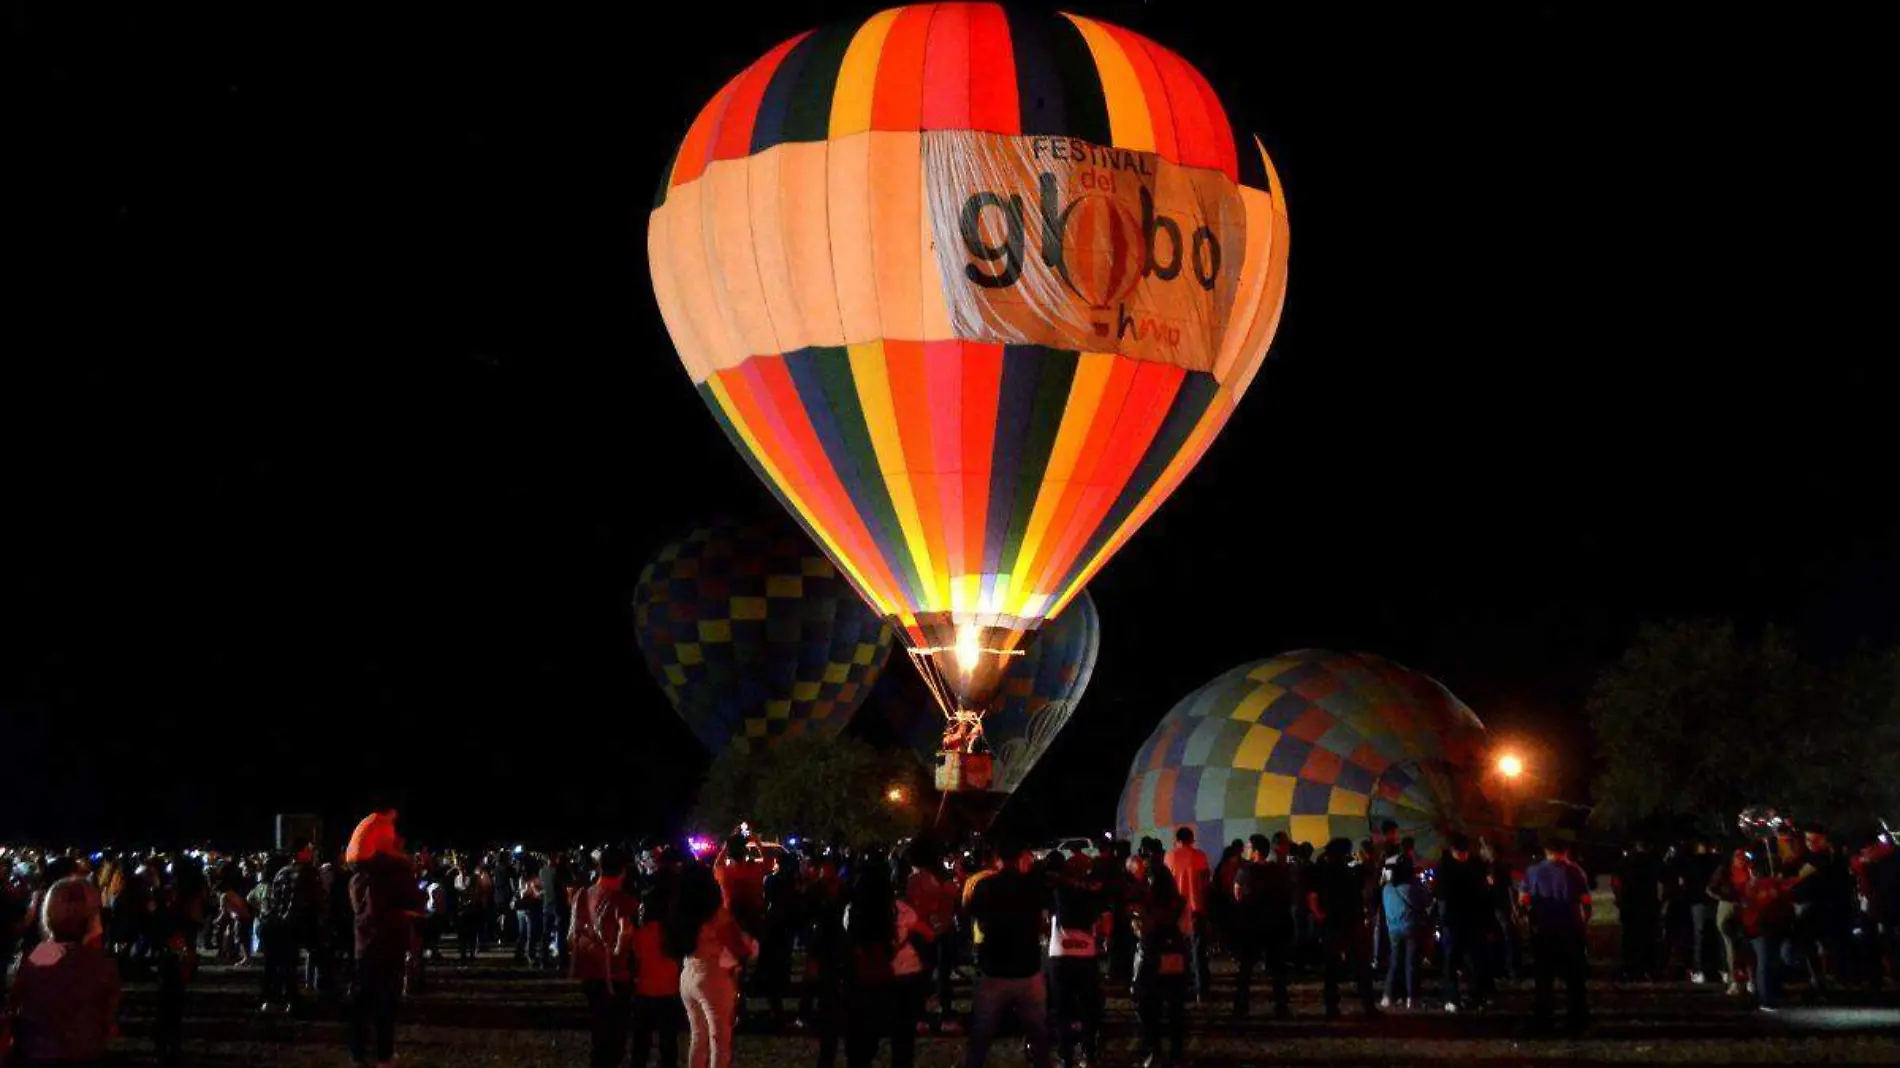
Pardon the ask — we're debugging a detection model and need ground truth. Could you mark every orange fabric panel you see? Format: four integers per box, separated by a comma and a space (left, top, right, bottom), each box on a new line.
867, 132, 926, 344
702, 160, 780, 356
744, 148, 802, 352
825, 134, 881, 344
775, 143, 848, 348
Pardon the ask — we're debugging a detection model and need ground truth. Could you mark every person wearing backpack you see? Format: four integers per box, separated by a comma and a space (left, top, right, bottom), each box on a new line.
571, 846, 639, 1068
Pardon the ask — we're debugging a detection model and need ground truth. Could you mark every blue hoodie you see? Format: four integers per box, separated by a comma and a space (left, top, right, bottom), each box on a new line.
1383, 878, 1432, 937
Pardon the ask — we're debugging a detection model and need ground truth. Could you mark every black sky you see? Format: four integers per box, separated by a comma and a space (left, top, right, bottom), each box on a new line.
7, 2, 1893, 847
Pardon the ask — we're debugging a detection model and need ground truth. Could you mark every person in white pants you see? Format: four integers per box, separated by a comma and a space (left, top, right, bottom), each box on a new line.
667, 866, 755, 1068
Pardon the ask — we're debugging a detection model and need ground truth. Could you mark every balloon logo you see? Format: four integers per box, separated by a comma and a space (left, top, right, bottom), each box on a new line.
648, 4, 1289, 765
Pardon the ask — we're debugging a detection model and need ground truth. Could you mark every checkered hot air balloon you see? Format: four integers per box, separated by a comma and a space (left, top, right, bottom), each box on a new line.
1119, 651, 1490, 859
888, 589, 1100, 796
648, 5, 1290, 751
633, 517, 896, 755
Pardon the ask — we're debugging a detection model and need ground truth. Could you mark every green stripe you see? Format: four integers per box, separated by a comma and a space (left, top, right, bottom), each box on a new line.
778, 16, 864, 143
998, 349, 1079, 583
798, 347, 929, 609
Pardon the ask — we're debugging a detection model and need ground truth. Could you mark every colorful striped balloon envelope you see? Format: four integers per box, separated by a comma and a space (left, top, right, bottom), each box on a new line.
648, 5, 1290, 743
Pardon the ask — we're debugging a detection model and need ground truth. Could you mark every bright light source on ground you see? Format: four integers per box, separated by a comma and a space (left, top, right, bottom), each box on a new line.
1498, 754, 1524, 778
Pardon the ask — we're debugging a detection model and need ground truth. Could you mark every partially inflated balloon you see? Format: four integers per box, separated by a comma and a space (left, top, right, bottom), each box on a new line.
890, 589, 1100, 794
1119, 651, 1488, 859
633, 518, 896, 754
649, 4, 1289, 725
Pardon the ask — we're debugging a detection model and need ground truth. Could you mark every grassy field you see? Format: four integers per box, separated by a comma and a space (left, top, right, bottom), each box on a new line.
98, 947, 1900, 1067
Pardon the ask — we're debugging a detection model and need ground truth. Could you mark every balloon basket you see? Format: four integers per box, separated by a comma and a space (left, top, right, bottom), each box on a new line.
933, 751, 995, 793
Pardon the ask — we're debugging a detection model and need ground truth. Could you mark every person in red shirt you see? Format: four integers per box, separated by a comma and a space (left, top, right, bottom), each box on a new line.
630, 881, 684, 1068
1165, 827, 1213, 1001
713, 837, 767, 938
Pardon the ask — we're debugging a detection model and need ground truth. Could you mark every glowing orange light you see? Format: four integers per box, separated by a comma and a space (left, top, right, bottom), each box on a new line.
1498, 754, 1524, 779
886, 786, 908, 804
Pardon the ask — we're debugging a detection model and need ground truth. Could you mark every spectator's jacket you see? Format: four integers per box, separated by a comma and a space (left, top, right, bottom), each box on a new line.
1382, 880, 1432, 937
350, 852, 424, 972
265, 860, 323, 939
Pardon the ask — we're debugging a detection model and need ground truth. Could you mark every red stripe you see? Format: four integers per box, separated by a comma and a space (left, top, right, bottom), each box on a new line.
919, 1, 971, 130
1027, 362, 1185, 602
958, 342, 1004, 593
1098, 22, 1179, 162
964, 3, 1019, 134
1135, 37, 1223, 174
671, 77, 738, 186
924, 341, 965, 592
719, 362, 905, 611
1176, 52, 1240, 181
885, 341, 948, 593
710, 35, 807, 162
873, 5, 936, 131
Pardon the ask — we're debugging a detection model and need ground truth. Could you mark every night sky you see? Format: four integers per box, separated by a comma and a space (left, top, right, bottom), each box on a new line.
8, 2, 1891, 848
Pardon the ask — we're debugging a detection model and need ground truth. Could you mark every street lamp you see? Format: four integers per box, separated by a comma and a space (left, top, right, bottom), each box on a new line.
1497, 753, 1524, 779
886, 785, 908, 805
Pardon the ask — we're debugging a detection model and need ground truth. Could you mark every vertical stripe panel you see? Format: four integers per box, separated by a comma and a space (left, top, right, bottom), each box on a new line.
957, 342, 1003, 615
848, 341, 938, 597
1061, 14, 1155, 152
825, 135, 881, 343
918, 1, 972, 129
871, 4, 936, 131
1097, 22, 1177, 161
923, 341, 966, 611
671, 78, 738, 187
828, 8, 903, 139
780, 19, 863, 144
710, 36, 804, 162
965, 3, 1020, 134
1022, 361, 1183, 607
867, 132, 925, 344
751, 32, 821, 152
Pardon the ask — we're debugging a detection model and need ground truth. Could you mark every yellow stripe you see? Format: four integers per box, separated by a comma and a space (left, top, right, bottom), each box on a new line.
1003, 353, 1114, 616
705, 376, 895, 618
828, 8, 903, 139
846, 341, 937, 606
1062, 15, 1156, 152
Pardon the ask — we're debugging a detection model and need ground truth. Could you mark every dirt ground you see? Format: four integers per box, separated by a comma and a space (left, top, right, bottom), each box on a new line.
99, 947, 1900, 1067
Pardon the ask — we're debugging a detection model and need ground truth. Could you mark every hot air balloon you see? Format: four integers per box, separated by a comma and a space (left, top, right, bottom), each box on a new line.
648, 5, 1290, 778
890, 588, 1100, 795
633, 517, 897, 754
1119, 651, 1492, 860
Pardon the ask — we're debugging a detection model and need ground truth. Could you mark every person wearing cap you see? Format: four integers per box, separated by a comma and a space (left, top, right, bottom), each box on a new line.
1521, 836, 1591, 1030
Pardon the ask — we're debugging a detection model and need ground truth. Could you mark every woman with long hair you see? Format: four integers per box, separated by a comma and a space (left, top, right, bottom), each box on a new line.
1133, 864, 1191, 1067
665, 864, 753, 1068
841, 860, 925, 1068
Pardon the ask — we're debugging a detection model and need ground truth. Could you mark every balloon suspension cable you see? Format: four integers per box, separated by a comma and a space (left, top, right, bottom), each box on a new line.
906, 647, 959, 723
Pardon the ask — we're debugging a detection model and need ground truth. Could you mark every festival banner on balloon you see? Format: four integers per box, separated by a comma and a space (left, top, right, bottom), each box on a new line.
924, 130, 1246, 372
